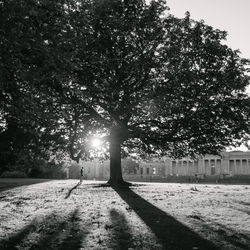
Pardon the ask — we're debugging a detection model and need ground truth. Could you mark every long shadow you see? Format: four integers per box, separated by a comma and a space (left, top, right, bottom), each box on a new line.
65, 182, 81, 199
109, 208, 133, 250
58, 210, 88, 250
0, 178, 53, 193
113, 186, 219, 250
0, 209, 89, 250
0, 222, 36, 249
196, 220, 250, 250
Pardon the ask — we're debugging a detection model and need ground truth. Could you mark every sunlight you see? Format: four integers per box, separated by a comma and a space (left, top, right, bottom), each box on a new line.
91, 138, 102, 148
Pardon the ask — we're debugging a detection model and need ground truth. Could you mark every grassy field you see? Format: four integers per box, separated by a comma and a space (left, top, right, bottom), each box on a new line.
0, 178, 250, 249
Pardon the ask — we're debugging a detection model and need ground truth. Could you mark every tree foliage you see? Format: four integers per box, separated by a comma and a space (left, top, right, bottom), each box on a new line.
1, 0, 250, 184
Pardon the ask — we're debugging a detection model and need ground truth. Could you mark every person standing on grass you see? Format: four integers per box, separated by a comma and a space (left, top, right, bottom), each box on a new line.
80, 167, 84, 183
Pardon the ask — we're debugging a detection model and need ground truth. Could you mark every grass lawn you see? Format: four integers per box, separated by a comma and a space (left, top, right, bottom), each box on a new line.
0, 178, 250, 249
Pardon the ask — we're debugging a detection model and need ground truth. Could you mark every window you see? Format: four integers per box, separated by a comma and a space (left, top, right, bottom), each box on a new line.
236, 160, 241, 167
204, 160, 209, 167
211, 166, 216, 175
188, 161, 193, 171
242, 160, 247, 174
158, 166, 165, 176
229, 160, 234, 172
210, 159, 215, 166
236, 160, 241, 174
205, 160, 209, 174
194, 161, 198, 173
216, 159, 221, 167
140, 168, 143, 175
153, 167, 156, 175
146, 168, 149, 175
172, 161, 176, 175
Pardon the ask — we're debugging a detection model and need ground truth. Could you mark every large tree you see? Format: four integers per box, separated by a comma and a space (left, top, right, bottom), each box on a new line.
1, 0, 250, 185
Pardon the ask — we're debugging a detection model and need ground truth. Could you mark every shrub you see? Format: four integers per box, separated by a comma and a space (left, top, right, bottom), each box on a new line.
0, 171, 28, 178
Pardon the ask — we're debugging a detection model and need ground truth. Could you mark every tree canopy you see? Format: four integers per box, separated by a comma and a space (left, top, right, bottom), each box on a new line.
1, 0, 250, 185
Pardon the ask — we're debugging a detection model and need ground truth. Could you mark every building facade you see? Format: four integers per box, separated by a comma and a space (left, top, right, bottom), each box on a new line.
71, 151, 250, 181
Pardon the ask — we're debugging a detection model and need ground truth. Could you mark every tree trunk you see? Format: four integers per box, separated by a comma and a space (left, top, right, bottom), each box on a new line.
107, 128, 131, 186
107, 139, 123, 185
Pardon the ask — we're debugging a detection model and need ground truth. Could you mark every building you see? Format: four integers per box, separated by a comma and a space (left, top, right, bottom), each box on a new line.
70, 151, 250, 182
162, 150, 250, 180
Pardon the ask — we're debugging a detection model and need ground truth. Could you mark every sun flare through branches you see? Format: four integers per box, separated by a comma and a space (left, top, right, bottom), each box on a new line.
91, 138, 102, 149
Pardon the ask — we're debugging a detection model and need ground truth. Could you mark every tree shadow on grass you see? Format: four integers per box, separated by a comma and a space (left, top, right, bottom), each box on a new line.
57, 210, 87, 250
65, 182, 81, 199
0, 178, 53, 193
0, 209, 89, 250
91, 183, 146, 190
112, 186, 219, 250
196, 220, 250, 250
109, 208, 133, 250
0, 223, 36, 250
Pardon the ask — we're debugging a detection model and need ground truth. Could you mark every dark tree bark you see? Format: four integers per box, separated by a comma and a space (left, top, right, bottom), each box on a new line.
108, 139, 123, 185
107, 127, 131, 186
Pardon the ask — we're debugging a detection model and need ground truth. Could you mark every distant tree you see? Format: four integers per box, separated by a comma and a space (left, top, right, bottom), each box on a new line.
0, 116, 68, 176
1, 0, 250, 186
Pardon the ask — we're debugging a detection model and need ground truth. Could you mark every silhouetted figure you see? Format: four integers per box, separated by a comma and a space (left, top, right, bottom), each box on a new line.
80, 167, 84, 183
195, 174, 199, 183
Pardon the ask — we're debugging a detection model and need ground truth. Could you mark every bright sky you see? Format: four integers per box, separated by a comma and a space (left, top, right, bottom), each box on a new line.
166, 0, 250, 60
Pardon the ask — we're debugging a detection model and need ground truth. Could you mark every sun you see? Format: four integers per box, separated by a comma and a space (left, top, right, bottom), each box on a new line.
91, 138, 102, 148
